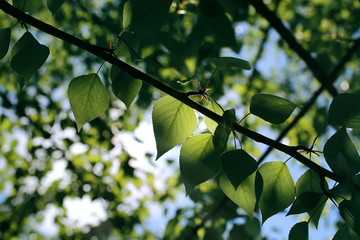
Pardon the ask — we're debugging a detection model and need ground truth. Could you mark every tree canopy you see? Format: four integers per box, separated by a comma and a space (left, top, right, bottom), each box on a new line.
1, 0, 360, 239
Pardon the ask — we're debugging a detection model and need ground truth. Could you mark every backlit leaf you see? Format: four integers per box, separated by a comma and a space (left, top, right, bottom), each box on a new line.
12, 0, 42, 11
68, 73, 109, 131
180, 134, 221, 195
110, 65, 142, 109
204, 101, 224, 134
0, 28, 11, 60
205, 57, 251, 70
221, 149, 257, 190
47, 0, 65, 15
289, 222, 308, 240
213, 109, 235, 152
287, 192, 323, 215
258, 161, 295, 222
10, 32, 49, 80
296, 169, 328, 227
328, 93, 360, 129
324, 128, 360, 177
220, 170, 257, 218
152, 95, 197, 159
250, 94, 299, 124
123, 0, 172, 33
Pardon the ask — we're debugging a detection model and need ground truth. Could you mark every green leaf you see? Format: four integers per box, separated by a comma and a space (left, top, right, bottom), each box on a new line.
180, 134, 221, 195
213, 109, 235, 152
152, 95, 197, 159
219, 170, 257, 218
123, 0, 172, 33
204, 101, 224, 134
289, 222, 308, 240
47, 0, 65, 15
10, 32, 50, 80
328, 93, 360, 129
229, 224, 252, 240
250, 94, 299, 124
119, 31, 141, 62
0, 28, 11, 60
12, 0, 42, 11
295, 169, 328, 228
110, 65, 142, 109
333, 223, 360, 240
205, 57, 251, 70
324, 128, 360, 176
244, 216, 261, 237
221, 149, 258, 190
258, 161, 295, 222
68, 73, 109, 132
339, 200, 360, 237
287, 192, 323, 215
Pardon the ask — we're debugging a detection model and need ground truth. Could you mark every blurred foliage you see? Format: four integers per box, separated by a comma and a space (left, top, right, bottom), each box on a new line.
1, 0, 360, 239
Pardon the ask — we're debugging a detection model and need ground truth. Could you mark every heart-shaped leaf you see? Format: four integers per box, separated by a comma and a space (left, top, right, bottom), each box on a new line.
204, 101, 224, 134
152, 95, 197, 159
289, 222, 308, 240
295, 169, 328, 227
0, 28, 11, 60
258, 161, 295, 222
68, 73, 109, 131
180, 134, 221, 195
324, 128, 360, 177
47, 0, 65, 15
10, 32, 49, 80
213, 109, 235, 152
328, 93, 360, 129
110, 65, 142, 109
287, 192, 323, 215
221, 149, 258, 190
205, 57, 251, 70
250, 94, 299, 124
219, 170, 257, 219
123, 0, 172, 33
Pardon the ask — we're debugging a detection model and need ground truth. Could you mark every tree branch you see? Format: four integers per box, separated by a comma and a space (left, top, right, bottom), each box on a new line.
0, 1, 342, 183
247, 0, 338, 97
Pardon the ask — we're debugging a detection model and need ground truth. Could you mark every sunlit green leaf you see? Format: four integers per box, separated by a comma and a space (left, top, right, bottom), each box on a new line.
47, 0, 65, 15
0, 28, 11, 60
205, 57, 251, 70
328, 93, 360, 129
213, 108, 235, 152
220, 170, 257, 218
221, 149, 257, 190
258, 161, 295, 222
180, 134, 221, 195
324, 128, 360, 176
10, 32, 49, 80
68, 73, 109, 131
153, 95, 197, 159
296, 169, 328, 227
12, 0, 42, 11
204, 101, 224, 134
123, 0, 172, 33
287, 192, 323, 215
110, 65, 142, 109
250, 94, 299, 124
289, 222, 308, 240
